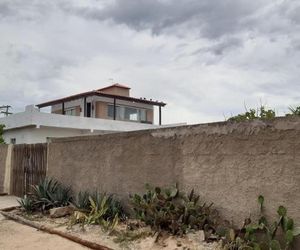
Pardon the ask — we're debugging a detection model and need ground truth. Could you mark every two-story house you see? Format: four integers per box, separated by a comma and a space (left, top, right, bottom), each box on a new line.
0, 84, 167, 144
37, 84, 166, 125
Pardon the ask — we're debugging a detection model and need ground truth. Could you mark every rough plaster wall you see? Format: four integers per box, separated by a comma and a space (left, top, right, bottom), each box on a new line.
48, 132, 182, 197
47, 117, 300, 231
0, 145, 8, 192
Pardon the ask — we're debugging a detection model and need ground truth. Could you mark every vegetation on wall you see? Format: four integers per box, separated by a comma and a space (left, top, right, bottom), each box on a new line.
228, 104, 300, 122
286, 106, 300, 116
228, 105, 276, 122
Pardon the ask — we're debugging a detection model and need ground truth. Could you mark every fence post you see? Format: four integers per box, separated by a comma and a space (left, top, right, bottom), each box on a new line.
3, 144, 13, 194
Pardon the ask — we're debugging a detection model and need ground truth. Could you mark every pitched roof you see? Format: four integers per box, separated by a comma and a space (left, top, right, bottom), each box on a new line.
36, 90, 166, 108
98, 83, 131, 91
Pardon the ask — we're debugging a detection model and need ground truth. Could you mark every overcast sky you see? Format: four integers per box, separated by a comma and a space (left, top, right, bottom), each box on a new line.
0, 0, 300, 124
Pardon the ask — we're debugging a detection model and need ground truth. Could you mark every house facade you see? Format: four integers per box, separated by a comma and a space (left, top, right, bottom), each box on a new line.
0, 84, 170, 144
37, 84, 166, 125
0, 105, 161, 144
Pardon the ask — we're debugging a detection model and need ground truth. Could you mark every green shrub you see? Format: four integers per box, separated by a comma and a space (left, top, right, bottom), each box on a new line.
18, 195, 35, 213
222, 195, 300, 250
70, 195, 120, 233
72, 191, 126, 221
106, 195, 126, 221
70, 190, 125, 233
18, 178, 72, 213
72, 191, 90, 211
286, 106, 300, 116
130, 184, 218, 236
228, 105, 276, 122
32, 178, 72, 211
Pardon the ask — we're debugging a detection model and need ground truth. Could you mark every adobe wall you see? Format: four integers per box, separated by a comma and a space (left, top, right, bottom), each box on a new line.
0, 145, 8, 193
47, 117, 300, 229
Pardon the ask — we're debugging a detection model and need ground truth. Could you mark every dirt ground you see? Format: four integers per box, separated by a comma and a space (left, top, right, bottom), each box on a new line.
0, 196, 89, 250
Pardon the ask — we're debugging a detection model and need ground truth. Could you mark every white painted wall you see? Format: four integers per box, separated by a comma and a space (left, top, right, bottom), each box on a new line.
1, 108, 157, 131
2, 126, 96, 144
0, 106, 184, 144
0, 106, 158, 144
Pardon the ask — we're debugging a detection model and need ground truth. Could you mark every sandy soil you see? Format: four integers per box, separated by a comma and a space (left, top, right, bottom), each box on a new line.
0, 215, 89, 250
0, 196, 88, 250
0, 195, 19, 209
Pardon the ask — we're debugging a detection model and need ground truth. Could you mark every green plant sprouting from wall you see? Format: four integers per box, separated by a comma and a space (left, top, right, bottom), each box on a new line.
286, 106, 300, 116
228, 104, 300, 122
228, 105, 276, 122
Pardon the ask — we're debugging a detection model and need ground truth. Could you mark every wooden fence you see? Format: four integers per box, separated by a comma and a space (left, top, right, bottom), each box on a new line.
11, 144, 47, 197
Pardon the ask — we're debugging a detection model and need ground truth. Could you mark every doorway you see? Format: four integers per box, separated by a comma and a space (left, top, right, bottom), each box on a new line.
86, 102, 92, 117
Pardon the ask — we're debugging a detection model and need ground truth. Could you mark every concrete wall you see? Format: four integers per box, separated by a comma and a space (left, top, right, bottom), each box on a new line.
47, 117, 300, 230
0, 145, 8, 192
2, 126, 97, 144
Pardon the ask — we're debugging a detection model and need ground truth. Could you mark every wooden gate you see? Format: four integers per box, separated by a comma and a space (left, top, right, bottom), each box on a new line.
11, 144, 47, 197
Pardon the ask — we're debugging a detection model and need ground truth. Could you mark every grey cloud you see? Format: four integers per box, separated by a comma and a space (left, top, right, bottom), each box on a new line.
64, 0, 266, 39
192, 37, 243, 56
4, 44, 76, 82
0, 2, 12, 18
0, 1, 58, 22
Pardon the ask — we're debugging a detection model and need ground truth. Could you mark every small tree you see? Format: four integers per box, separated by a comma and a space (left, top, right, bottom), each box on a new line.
0, 124, 5, 144
228, 105, 276, 122
287, 106, 300, 116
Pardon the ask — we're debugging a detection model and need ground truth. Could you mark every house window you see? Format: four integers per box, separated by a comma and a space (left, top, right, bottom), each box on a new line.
107, 105, 115, 118
108, 104, 148, 122
10, 138, 16, 144
125, 107, 138, 121
107, 105, 122, 119
65, 107, 76, 116
139, 109, 146, 122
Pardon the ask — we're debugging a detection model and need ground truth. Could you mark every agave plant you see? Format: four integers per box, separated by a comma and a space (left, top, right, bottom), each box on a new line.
72, 190, 126, 221
18, 195, 35, 213
32, 178, 72, 211
69, 195, 120, 233
72, 191, 91, 211
106, 194, 126, 221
